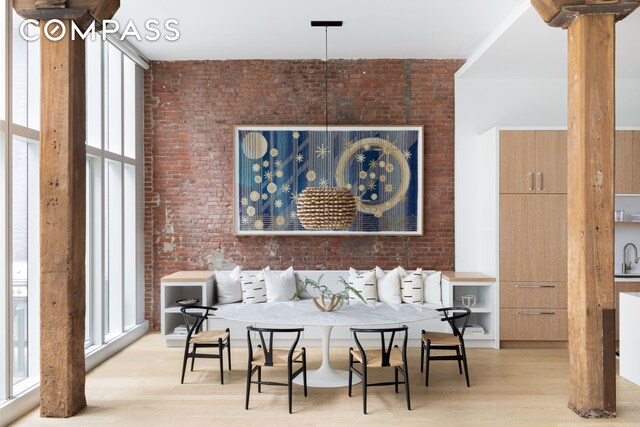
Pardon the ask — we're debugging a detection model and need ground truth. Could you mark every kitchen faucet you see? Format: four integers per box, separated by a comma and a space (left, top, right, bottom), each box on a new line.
623, 243, 640, 274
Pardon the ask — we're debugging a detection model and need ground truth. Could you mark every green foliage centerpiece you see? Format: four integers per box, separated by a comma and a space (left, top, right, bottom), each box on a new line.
292, 274, 366, 311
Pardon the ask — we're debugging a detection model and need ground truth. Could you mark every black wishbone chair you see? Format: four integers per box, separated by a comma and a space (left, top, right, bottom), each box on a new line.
348, 325, 411, 414
421, 306, 471, 387
180, 305, 231, 384
245, 326, 307, 414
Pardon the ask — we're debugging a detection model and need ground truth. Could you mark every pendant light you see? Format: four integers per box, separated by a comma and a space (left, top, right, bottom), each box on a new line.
297, 20, 357, 231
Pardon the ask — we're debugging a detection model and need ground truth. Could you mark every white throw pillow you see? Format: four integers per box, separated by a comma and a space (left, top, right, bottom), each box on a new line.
424, 271, 442, 304
400, 268, 424, 304
375, 267, 402, 304
240, 268, 268, 304
348, 268, 377, 304
264, 266, 297, 302
215, 266, 242, 304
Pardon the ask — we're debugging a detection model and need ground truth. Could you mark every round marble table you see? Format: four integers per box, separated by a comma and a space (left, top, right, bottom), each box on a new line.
214, 300, 440, 388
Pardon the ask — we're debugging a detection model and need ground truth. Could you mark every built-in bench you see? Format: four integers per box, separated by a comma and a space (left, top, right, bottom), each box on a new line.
207, 269, 451, 348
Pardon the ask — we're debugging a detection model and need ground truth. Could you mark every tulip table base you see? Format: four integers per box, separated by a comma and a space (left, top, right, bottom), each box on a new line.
293, 325, 361, 388
213, 300, 439, 388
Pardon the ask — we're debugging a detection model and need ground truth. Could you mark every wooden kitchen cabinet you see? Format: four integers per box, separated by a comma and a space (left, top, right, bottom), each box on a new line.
500, 131, 536, 193
500, 308, 568, 341
499, 194, 567, 282
499, 129, 568, 347
501, 129, 640, 195
615, 131, 640, 194
535, 131, 567, 194
498, 128, 640, 346
500, 281, 567, 308
615, 131, 633, 194
635, 132, 640, 192
499, 130, 566, 194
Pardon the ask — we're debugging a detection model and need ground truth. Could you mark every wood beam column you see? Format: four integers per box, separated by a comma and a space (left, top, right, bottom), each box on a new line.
533, 0, 639, 417
39, 21, 87, 418
14, 0, 119, 418
566, 13, 616, 418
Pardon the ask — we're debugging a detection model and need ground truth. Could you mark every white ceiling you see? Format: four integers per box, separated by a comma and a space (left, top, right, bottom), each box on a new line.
114, 0, 525, 61
459, 4, 640, 79
114, 0, 640, 79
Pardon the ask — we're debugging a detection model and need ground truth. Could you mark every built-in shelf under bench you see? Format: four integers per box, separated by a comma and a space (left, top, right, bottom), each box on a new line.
442, 271, 498, 348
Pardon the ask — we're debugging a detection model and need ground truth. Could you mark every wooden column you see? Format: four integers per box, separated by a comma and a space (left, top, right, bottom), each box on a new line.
38, 21, 87, 418
13, 0, 120, 418
532, 0, 639, 418
567, 14, 615, 418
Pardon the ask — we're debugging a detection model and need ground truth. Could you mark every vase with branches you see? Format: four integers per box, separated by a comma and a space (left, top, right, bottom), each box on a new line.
291, 274, 366, 311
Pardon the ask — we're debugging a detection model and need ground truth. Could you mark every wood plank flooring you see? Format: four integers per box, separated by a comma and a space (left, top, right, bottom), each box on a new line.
12, 333, 640, 426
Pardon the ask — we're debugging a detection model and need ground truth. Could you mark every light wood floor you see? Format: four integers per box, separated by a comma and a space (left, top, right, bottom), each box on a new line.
12, 333, 640, 426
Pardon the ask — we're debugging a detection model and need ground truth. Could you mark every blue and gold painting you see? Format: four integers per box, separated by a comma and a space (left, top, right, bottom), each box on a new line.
234, 126, 423, 235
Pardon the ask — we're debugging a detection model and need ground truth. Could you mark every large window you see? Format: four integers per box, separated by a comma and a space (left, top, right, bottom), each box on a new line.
1, 5, 146, 413
0, 0, 8, 403
84, 37, 143, 350
11, 12, 38, 130
1, 9, 41, 400
105, 159, 123, 338
11, 135, 39, 393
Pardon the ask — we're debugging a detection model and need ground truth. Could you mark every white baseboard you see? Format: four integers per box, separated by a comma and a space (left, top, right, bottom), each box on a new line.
0, 385, 40, 427
86, 322, 148, 371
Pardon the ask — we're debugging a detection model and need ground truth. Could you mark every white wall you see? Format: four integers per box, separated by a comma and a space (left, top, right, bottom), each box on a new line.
454, 77, 640, 274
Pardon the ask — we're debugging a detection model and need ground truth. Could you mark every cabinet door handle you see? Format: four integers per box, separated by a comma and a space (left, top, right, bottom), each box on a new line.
529, 172, 534, 191
516, 285, 556, 289
516, 311, 555, 315
538, 172, 543, 191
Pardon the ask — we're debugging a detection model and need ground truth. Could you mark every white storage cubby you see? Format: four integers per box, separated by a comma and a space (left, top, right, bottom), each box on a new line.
161, 271, 215, 347
441, 272, 497, 348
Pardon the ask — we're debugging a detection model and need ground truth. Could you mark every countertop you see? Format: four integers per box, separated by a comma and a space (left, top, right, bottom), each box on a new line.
161, 271, 215, 282
441, 271, 495, 282
614, 276, 640, 282
621, 292, 640, 298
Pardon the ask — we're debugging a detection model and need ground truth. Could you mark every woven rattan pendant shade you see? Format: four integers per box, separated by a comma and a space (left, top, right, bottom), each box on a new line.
297, 187, 357, 230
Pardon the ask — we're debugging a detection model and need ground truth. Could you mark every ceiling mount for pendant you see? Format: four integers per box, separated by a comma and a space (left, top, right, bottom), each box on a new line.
310, 21, 343, 27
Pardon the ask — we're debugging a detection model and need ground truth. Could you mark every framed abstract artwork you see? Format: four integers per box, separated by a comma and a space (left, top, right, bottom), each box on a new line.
233, 126, 423, 235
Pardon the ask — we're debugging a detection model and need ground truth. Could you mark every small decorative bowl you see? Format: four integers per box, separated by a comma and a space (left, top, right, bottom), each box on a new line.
461, 295, 477, 308
176, 298, 199, 307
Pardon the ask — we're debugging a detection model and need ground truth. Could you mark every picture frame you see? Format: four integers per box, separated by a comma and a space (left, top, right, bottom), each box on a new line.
234, 126, 424, 235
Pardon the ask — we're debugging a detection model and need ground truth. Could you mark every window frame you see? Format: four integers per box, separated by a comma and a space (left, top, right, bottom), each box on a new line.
2, 3, 44, 402
1, 7, 148, 414
84, 38, 140, 349
10, 134, 40, 396
1, 0, 10, 403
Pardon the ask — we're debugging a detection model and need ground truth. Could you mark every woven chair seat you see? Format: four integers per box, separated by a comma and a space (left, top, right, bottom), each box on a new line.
251, 348, 304, 367
350, 347, 404, 368
190, 330, 230, 344
422, 331, 460, 346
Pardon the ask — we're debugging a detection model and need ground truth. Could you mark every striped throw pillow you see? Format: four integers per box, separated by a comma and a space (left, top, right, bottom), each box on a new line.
240, 270, 267, 304
348, 268, 377, 304
400, 268, 424, 304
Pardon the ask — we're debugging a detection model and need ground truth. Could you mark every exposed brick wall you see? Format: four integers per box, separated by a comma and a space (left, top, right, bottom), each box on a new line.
144, 70, 159, 326
144, 59, 464, 329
